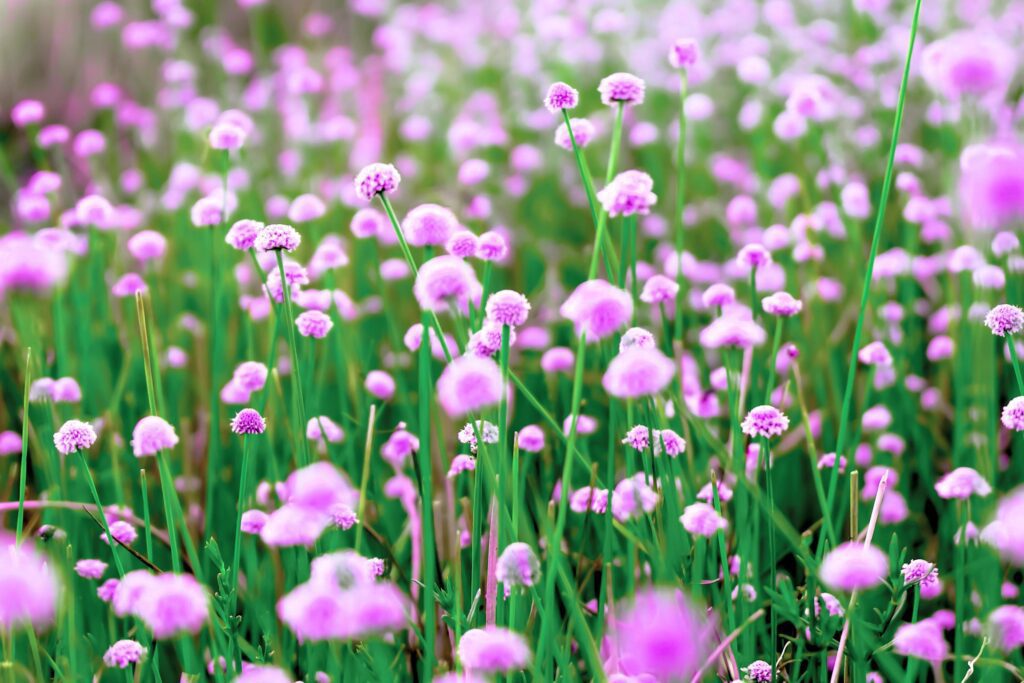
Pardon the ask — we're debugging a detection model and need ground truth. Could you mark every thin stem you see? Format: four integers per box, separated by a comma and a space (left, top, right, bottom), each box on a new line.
276, 250, 310, 466
1007, 334, 1024, 395
77, 451, 126, 577
417, 309, 437, 680
16, 348, 32, 545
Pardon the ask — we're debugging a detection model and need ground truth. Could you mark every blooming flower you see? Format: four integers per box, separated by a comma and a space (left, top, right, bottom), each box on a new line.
741, 405, 790, 439
597, 170, 657, 217
495, 543, 540, 594
296, 310, 334, 338
544, 82, 579, 113
255, 223, 301, 252
819, 542, 889, 591
680, 502, 728, 537
934, 467, 991, 499
103, 639, 147, 668
560, 280, 633, 342
54, 420, 97, 455
231, 409, 267, 435
354, 163, 401, 201
458, 627, 532, 674
984, 304, 1024, 336
485, 290, 531, 327
893, 620, 949, 662
436, 356, 503, 418
605, 588, 710, 680
130, 416, 179, 457
598, 72, 645, 107
602, 348, 676, 398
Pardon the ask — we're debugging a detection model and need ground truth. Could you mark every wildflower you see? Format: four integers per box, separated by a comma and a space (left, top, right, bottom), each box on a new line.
446, 230, 479, 258
208, 122, 246, 150
597, 170, 657, 217
921, 32, 1015, 100
745, 660, 773, 682
231, 409, 267, 435
544, 82, 579, 113
354, 163, 401, 201
381, 424, 420, 467
737, 244, 772, 271
130, 416, 179, 457
680, 502, 728, 537
103, 639, 147, 668
1001, 396, 1024, 431
622, 425, 650, 451
495, 543, 540, 594
598, 72, 645, 107
128, 230, 168, 261
448, 454, 476, 478
350, 208, 385, 239
53, 420, 97, 455
296, 310, 334, 338
612, 474, 659, 521
288, 194, 327, 223
893, 620, 949, 662
858, 341, 893, 366
984, 304, 1024, 336
307, 416, 345, 445
74, 559, 108, 580
986, 605, 1024, 651
517, 425, 545, 453
603, 347, 676, 398
97, 578, 119, 603
653, 429, 686, 457
699, 313, 766, 349
233, 362, 269, 392
458, 627, 532, 674
134, 573, 209, 638
255, 223, 302, 252
702, 283, 736, 309
619, 327, 656, 352
901, 559, 938, 586
365, 370, 396, 401
560, 280, 633, 341
436, 356, 503, 418
103, 521, 138, 546
11, 99, 45, 128
476, 231, 508, 261
980, 486, 1024, 565
413, 255, 482, 313
555, 118, 596, 150
761, 291, 803, 316
235, 666, 292, 683
741, 405, 790, 439
402, 203, 459, 247
240, 510, 268, 534
606, 588, 710, 680
330, 504, 358, 530
819, 542, 889, 591
668, 38, 700, 69
0, 539, 60, 630
639, 274, 679, 304
935, 467, 991, 499
485, 290, 531, 327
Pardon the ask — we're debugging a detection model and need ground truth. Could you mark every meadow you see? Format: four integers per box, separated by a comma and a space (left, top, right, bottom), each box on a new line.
1, 0, 1024, 681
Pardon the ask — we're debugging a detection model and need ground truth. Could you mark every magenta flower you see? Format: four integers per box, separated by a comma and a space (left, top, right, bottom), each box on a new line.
413, 255, 482, 313
485, 290, 531, 327
668, 38, 700, 69
893, 620, 949, 662
699, 313, 766, 349
543, 82, 579, 113
984, 304, 1024, 336
255, 223, 301, 252
208, 122, 246, 150
1001, 396, 1024, 431
134, 573, 209, 639
436, 356, 503, 418
354, 163, 401, 201
458, 627, 531, 675
744, 660, 773, 683
602, 348, 676, 399
934, 467, 991, 499
53, 419, 97, 455
819, 542, 889, 591
741, 405, 790, 439
517, 425, 545, 453
0, 539, 60, 630
680, 502, 728, 537
495, 542, 540, 594
74, 559, 108, 580
598, 72, 645, 107
597, 170, 657, 217
639, 274, 679, 304
560, 279, 633, 342
130, 416, 179, 457
402, 203, 459, 247
103, 639, 147, 668
555, 118, 596, 150
761, 291, 803, 317
986, 605, 1024, 651
296, 310, 334, 338
231, 408, 267, 435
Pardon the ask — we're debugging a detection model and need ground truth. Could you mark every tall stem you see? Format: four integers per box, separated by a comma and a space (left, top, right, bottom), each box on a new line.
417, 309, 437, 679
228, 435, 253, 673
276, 250, 310, 466
15, 348, 32, 545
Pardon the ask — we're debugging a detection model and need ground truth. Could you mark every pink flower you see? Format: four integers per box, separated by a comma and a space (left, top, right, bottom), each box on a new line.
935, 467, 991, 499
436, 356, 503, 418
458, 627, 531, 674
560, 280, 633, 342
819, 542, 888, 591
602, 348, 676, 399
680, 502, 728, 537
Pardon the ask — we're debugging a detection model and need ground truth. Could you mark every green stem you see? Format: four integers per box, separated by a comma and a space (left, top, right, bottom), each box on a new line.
77, 452, 126, 577
1006, 334, 1024, 395
228, 435, 253, 674
417, 310, 437, 679
673, 72, 689, 351
276, 250, 311, 466
16, 348, 32, 545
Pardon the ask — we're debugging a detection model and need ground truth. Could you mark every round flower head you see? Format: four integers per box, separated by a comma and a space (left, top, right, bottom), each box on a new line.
296, 310, 334, 339
458, 627, 532, 674
495, 542, 540, 593
597, 170, 657, 217
233, 361, 269, 392
517, 425, 545, 453
446, 230, 479, 258
225, 219, 264, 251
619, 327, 656, 352
54, 419, 97, 455
130, 416, 179, 457
134, 573, 209, 639
702, 283, 736, 309
820, 542, 889, 591
288, 193, 327, 223
639, 274, 679, 304
602, 347, 676, 399
699, 314, 767, 349
921, 32, 1016, 100
1001, 396, 1024, 431
436, 356, 503, 418
737, 244, 772, 271
745, 660, 773, 683
476, 231, 508, 261
104, 520, 137, 546
208, 122, 246, 150
354, 163, 401, 201
935, 466, 991, 499
486, 290, 531, 327
365, 370, 396, 401
555, 118, 596, 151
680, 502, 728, 537
893, 620, 949, 662
241, 510, 269, 534
255, 223, 301, 252
901, 559, 937, 586
402, 203, 459, 247
103, 639, 147, 668
350, 208, 385, 239
560, 279, 633, 342
413, 255, 481, 313
984, 304, 1024, 336
127, 230, 168, 262
448, 454, 476, 478
231, 408, 267, 435
761, 291, 803, 317
606, 587, 711, 680
668, 38, 700, 69
307, 416, 345, 445
598, 72, 646, 107
741, 405, 790, 439
11, 99, 45, 128
858, 341, 893, 366
0, 539, 60, 630
235, 666, 292, 683
986, 605, 1024, 651
544, 82, 579, 113
75, 558, 108, 579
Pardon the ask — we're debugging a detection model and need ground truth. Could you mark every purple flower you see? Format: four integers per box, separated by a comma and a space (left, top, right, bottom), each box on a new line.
134, 573, 209, 639
485, 290, 531, 327
413, 255, 482, 313
544, 82, 579, 113
255, 223, 301, 252
597, 170, 657, 217
934, 467, 991, 499
819, 542, 889, 591
560, 279, 633, 342
517, 425, 544, 453
447, 454, 476, 478
1001, 396, 1024, 431
639, 274, 679, 304
598, 72, 645, 107
103, 639, 147, 668
761, 291, 803, 317
458, 627, 531, 674
130, 416, 179, 457
555, 118, 596, 150
606, 588, 711, 680
436, 356, 503, 418
986, 605, 1024, 651
668, 38, 700, 69
602, 348, 676, 399
984, 304, 1024, 336
74, 558, 108, 580
680, 502, 728, 537
354, 163, 401, 201
54, 420, 97, 455
296, 310, 334, 339
231, 409, 267, 435
741, 405, 790, 439
208, 122, 246, 150
240, 510, 269, 534
981, 486, 1024, 565
745, 660, 773, 683
858, 341, 893, 366
901, 559, 938, 586
446, 230, 479, 258
699, 313, 766, 349
893, 620, 949, 662
402, 203, 459, 247
495, 542, 540, 593
226, 219, 264, 251
622, 425, 650, 451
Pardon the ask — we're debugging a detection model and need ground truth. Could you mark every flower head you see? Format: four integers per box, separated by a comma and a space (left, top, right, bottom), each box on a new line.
495, 543, 540, 594
486, 290, 531, 327
0, 539, 60, 630
458, 627, 531, 674
231, 409, 267, 435
134, 573, 209, 639
560, 280, 633, 342
296, 310, 334, 339
602, 348, 676, 399
984, 304, 1024, 336
1002, 397, 1024, 431
413, 255, 482, 313
741, 406, 790, 439
893, 620, 949, 662
745, 660, 773, 683
761, 291, 803, 317
668, 38, 700, 69
935, 467, 991, 499
597, 170, 657, 217
354, 163, 401, 201
820, 542, 889, 591
130, 416, 179, 457
54, 420, 97, 455
544, 82, 579, 113
598, 72, 645, 107
436, 356, 503, 418
555, 118, 595, 150
402, 203, 459, 248
255, 223, 301, 252
680, 502, 728, 537
103, 639, 147, 668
